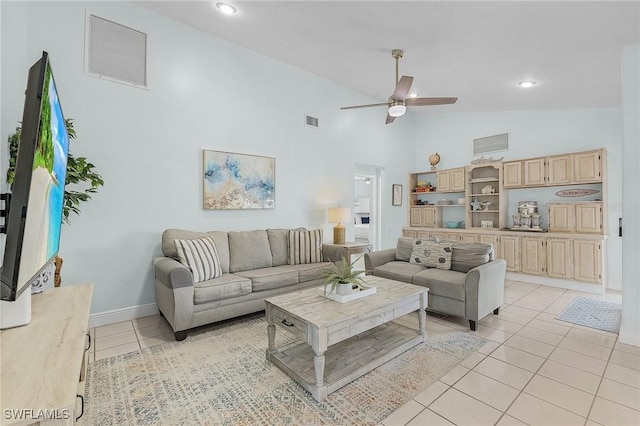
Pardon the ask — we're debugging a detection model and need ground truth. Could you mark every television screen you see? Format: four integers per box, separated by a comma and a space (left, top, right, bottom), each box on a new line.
1, 52, 69, 301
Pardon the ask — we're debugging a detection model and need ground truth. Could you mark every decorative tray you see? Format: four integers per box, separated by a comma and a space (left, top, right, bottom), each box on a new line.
316, 286, 377, 303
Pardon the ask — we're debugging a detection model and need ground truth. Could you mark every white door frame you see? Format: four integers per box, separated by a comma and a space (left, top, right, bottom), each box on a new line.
355, 164, 383, 250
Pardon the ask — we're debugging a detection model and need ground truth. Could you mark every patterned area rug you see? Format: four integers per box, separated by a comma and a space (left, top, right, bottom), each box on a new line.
556, 297, 622, 333
81, 315, 484, 425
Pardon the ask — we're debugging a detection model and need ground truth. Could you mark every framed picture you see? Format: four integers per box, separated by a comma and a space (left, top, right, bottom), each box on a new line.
203, 150, 275, 210
392, 184, 403, 206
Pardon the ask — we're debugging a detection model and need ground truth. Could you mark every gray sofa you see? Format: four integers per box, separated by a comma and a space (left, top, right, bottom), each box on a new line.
154, 228, 339, 340
365, 237, 506, 330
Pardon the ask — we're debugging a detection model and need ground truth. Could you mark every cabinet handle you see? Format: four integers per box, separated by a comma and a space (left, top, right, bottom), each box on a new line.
281, 319, 295, 327
85, 332, 91, 351
76, 394, 84, 421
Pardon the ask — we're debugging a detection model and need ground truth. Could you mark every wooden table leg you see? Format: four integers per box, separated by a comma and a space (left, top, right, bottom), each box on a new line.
418, 292, 428, 340
265, 304, 276, 358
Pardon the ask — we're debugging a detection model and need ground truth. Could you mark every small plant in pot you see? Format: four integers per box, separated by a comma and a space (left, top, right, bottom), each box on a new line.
323, 255, 369, 296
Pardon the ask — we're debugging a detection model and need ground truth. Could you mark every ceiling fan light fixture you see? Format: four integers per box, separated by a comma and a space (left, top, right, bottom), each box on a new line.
215, 2, 237, 15
388, 100, 406, 117
518, 80, 537, 88
408, 93, 419, 98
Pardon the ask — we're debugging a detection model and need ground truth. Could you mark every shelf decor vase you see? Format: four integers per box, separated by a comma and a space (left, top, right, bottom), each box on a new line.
336, 282, 353, 296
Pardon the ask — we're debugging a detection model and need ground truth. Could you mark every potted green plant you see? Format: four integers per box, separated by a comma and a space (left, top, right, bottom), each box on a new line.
6, 119, 104, 287
323, 255, 368, 296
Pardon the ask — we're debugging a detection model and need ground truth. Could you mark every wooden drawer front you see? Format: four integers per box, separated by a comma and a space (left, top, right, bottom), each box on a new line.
273, 309, 308, 342
349, 309, 394, 335
403, 230, 417, 238
417, 231, 431, 239
393, 298, 422, 318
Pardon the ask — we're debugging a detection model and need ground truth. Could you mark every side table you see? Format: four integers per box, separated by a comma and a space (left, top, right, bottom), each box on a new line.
323, 241, 373, 263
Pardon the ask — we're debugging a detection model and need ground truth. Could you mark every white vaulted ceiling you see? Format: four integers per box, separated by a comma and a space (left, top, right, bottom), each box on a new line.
136, 1, 640, 113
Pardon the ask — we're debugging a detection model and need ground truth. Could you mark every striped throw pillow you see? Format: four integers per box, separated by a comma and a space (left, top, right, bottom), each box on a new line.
175, 236, 223, 283
288, 229, 323, 265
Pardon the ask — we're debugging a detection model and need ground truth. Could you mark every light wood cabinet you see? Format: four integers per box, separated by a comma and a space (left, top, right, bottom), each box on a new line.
573, 240, 601, 283
436, 167, 466, 193
416, 231, 431, 239
548, 155, 573, 185
575, 203, 602, 233
498, 235, 520, 272
574, 150, 602, 183
466, 163, 504, 230
503, 161, 522, 188
459, 234, 478, 243
521, 236, 545, 276
410, 207, 436, 227
524, 158, 546, 186
548, 204, 574, 232
546, 238, 573, 279
403, 230, 417, 238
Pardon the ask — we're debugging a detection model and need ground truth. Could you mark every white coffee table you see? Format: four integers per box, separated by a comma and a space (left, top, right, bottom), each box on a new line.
265, 276, 428, 401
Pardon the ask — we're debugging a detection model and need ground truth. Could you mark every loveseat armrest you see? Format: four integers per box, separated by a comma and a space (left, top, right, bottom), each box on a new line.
364, 248, 397, 274
153, 256, 194, 289
322, 244, 343, 262
464, 259, 506, 324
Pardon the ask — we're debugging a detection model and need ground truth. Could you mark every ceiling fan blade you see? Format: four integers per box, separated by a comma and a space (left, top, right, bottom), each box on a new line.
385, 114, 396, 125
340, 102, 389, 110
405, 97, 458, 106
391, 76, 413, 100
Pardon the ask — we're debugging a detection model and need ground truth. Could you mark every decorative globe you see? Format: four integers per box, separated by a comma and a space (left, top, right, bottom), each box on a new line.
428, 153, 441, 170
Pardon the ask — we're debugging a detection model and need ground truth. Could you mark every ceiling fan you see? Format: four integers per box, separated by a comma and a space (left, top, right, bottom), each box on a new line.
340, 49, 457, 124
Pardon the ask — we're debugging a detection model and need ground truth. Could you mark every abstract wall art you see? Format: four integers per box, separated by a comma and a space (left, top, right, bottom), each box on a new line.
203, 150, 275, 210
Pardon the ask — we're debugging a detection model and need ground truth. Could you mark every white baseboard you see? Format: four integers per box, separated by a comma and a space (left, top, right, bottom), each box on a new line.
505, 272, 604, 294
619, 326, 640, 347
89, 303, 159, 328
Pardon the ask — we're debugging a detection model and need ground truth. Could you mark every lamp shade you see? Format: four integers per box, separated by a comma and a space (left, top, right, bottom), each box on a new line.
328, 207, 351, 224
388, 104, 406, 117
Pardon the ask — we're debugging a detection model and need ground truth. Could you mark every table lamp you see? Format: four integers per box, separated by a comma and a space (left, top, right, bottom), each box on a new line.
328, 207, 351, 244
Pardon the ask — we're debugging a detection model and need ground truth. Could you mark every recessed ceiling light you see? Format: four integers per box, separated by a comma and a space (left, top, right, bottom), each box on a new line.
408, 93, 419, 98
216, 2, 237, 15
518, 81, 537, 88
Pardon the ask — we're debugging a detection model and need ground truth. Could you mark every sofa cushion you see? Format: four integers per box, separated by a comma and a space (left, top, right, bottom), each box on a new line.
288, 229, 323, 265
175, 236, 223, 283
413, 268, 466, 302
162, 229, 230, 273
374, 261, 427, 283
395, 237, 417, 261
410, 239, 453, 270
229, 230, 273, 272
287, 261, 333, 283
193, 273, 252, 305
267, 229, 290, 266
235, 266, 299, 292
451, 242, 494, 273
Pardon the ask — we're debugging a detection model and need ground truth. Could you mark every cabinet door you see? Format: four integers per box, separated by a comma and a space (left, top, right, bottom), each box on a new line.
479, 235, 500, 258
574, 240, 601, 283
459, 234, 478, 243
575, 203, 602, 234
548, 155, 573, 185
431, 232, 446, 241
548, 204, 575, 232
546, 238, 573, 279
416, 231, 431, 239
410, 208, 422, 227
574, 151, 602, 183
450, 168, 466, 192
521, 236, 545, 275
421, 207, 436, 227
498, 236, 520, 272
524, 158, 546, 186
403, 230, 417, 238
503, 161, 522, 188
436, 170, 450, 192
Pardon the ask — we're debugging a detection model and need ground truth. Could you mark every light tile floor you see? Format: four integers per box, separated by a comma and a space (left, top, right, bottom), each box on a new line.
88, 279, 640, 425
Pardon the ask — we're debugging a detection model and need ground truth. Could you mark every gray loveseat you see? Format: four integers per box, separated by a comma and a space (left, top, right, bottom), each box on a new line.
154, 228, 338, 340
365, 237, 506, 330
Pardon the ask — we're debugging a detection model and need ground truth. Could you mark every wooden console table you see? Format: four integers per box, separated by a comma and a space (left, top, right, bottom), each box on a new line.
1, 284, 93, 425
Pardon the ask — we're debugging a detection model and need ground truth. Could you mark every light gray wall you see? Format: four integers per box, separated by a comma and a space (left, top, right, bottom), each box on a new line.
621, 45, 640, 346
0, 1, 415, 314
414, 108, 623, 290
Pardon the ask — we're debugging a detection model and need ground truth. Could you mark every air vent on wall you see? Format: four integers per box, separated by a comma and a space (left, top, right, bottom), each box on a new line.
85, 14, 147, 88
305, 115, 319, 128
473, 133, 509, 155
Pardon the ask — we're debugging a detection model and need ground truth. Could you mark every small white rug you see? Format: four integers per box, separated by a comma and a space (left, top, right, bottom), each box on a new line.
81, 314, 485, 425
556, 297, 622, 333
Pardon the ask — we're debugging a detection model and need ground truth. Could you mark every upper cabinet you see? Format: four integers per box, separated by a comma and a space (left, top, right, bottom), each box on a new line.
436, 167, 466, 193
503, 149, 605, 188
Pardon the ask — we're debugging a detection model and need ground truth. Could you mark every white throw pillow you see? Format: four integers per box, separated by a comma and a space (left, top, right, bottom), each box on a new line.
409, 239, 453, 270
288, 229, 323, 265
175, 236, 223, 283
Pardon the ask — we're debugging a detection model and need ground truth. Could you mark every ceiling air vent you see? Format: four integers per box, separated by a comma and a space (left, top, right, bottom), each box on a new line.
473, 133, 509, 155
85, 14, 147, 88
305, 115, 319, 128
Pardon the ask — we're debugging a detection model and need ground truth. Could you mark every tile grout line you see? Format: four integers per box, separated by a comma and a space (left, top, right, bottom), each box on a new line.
584, 332, 619, 422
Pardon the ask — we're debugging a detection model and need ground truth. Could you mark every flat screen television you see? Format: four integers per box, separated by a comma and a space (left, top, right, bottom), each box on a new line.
0, 52, 69, 327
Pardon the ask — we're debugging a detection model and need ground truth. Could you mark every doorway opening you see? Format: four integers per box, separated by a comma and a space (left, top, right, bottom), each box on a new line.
354, 164, 383, 251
